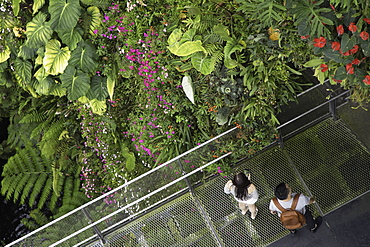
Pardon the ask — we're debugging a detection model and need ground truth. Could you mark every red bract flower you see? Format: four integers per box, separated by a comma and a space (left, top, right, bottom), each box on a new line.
348, 23, 357, 32
331, 41, 340, 51
363, 75, 370, 85
350, 45, 359, 55
333, 78, 342, 83
364, 18, 370, 24
300, 35, 310, 39
346, 63, 354, 74
320, 64, 328, 72
336, 25, 344, 35
340, 49, 350, 56
313, 37, 326, 48
352, 58, 360, 65
360, 31, 369, 40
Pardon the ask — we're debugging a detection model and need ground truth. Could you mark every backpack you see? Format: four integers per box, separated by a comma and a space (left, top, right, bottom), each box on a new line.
272, 193, 306, 230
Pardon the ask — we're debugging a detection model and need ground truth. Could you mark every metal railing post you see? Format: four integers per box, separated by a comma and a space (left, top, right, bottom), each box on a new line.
177, 160, 225, 247
81, 208, 106, 245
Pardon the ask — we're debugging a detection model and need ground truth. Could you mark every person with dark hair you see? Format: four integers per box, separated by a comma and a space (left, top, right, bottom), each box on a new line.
224, 172, 259, 219
269, 183, 322, 234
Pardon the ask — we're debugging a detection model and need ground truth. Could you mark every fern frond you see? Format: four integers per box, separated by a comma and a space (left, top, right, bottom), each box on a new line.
203, 33, 224, 44
19, 111, 47, 123
37, 178, 53, 209
204, 43, 224, 56
1, 145, 51, 207
28, 173, 48, 207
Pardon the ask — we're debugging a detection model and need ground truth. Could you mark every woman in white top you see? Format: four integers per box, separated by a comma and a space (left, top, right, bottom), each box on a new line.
224, 172, 259, 219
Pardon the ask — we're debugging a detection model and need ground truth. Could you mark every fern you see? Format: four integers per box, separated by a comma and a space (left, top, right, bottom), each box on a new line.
1, 144, 51, 207
19, 111, 47, 123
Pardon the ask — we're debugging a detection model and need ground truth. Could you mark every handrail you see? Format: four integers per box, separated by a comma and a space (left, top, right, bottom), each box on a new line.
6, 126, 237, 247
50, 152, 232, 246
277, 90, 349, 130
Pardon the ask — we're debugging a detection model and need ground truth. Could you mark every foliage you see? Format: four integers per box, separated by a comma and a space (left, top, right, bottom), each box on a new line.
301, 1, 370, 106
1, 0, 369, 235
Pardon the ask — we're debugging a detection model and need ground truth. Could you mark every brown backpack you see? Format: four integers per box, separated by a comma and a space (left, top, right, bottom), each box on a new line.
272, 193, 306, 230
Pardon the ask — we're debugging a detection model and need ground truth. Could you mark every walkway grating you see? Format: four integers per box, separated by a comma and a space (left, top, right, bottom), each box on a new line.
86, 117, 370, 246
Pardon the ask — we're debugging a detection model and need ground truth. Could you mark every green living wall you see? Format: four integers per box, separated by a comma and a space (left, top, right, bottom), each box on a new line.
0, 0, 369, 230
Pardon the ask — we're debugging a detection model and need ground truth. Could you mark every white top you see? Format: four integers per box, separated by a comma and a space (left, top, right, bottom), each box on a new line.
224, 181, 259, 204
269, 193, 310, 216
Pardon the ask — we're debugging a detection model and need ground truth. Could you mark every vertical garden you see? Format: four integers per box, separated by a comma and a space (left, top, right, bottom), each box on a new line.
0, 0, 369, 240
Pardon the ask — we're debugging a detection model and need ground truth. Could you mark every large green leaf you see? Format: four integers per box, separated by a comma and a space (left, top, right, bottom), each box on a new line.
170, 40, 206, 56
12, 0, 20, 16
224, 40, 243, 69
17, 44, 38, 60
60, 66, 90, 100
14, 58, 33, 86
49, 0, 81, 31
32, 0, 46, 14
43, 39, 71, 75
49, 82, 67, 97
181, 75, 194, 104
0, 45, 11, 63
25, 13, 53, 48
78, 96, 107, 115
86, 75, 108, 101
69, 40, 97, 73
34, 67, 54, 95
191, 52, 215, 75
83, 6, 101, 35
58, 26, 83, 51
33, 76, 54, 95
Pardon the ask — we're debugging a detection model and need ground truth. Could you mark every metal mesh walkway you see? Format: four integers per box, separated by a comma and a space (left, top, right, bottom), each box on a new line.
86, 118, 370, 247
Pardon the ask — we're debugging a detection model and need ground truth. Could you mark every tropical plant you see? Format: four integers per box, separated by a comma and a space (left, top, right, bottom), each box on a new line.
299, 0, 370, 106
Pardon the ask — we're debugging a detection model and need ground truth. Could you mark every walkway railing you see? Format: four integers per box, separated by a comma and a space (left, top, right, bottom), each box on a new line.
6, 83, 352, 247
6, 127, 239, 247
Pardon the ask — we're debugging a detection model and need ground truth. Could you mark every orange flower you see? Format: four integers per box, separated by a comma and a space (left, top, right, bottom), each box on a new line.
320, 64, 328, 72
351, 58, 360, 65
331, 41, 340, 51
360, 31, 369, 40
300, 35, 310, 40
350, 45, 359, 55
313, 37, 326, 48
346, 63, 354, 74
348, 23, 357, 32
363, 75, 370, 85
336, 25, 344, 35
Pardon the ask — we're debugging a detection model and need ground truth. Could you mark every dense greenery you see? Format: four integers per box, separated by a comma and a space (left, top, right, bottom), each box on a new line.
0, 0, 369, 231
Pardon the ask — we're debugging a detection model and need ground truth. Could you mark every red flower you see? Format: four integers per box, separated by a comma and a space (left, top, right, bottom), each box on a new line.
360, 31, 369, 40
320, 64, 328, 72
351, 58, 360, 65
300, 35, 310, 40
336, 25, 344, 35
331, 41, 340, 51
346, 63, 354, 74
364, 18, 370, 24
333, 78, 342, 83
330, 4, 335, 11
313, 37, 326, 48
340, 49, 350, 56
348, 23, 357, 32
363, 75, 370, 85
350, 45, 359, 55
